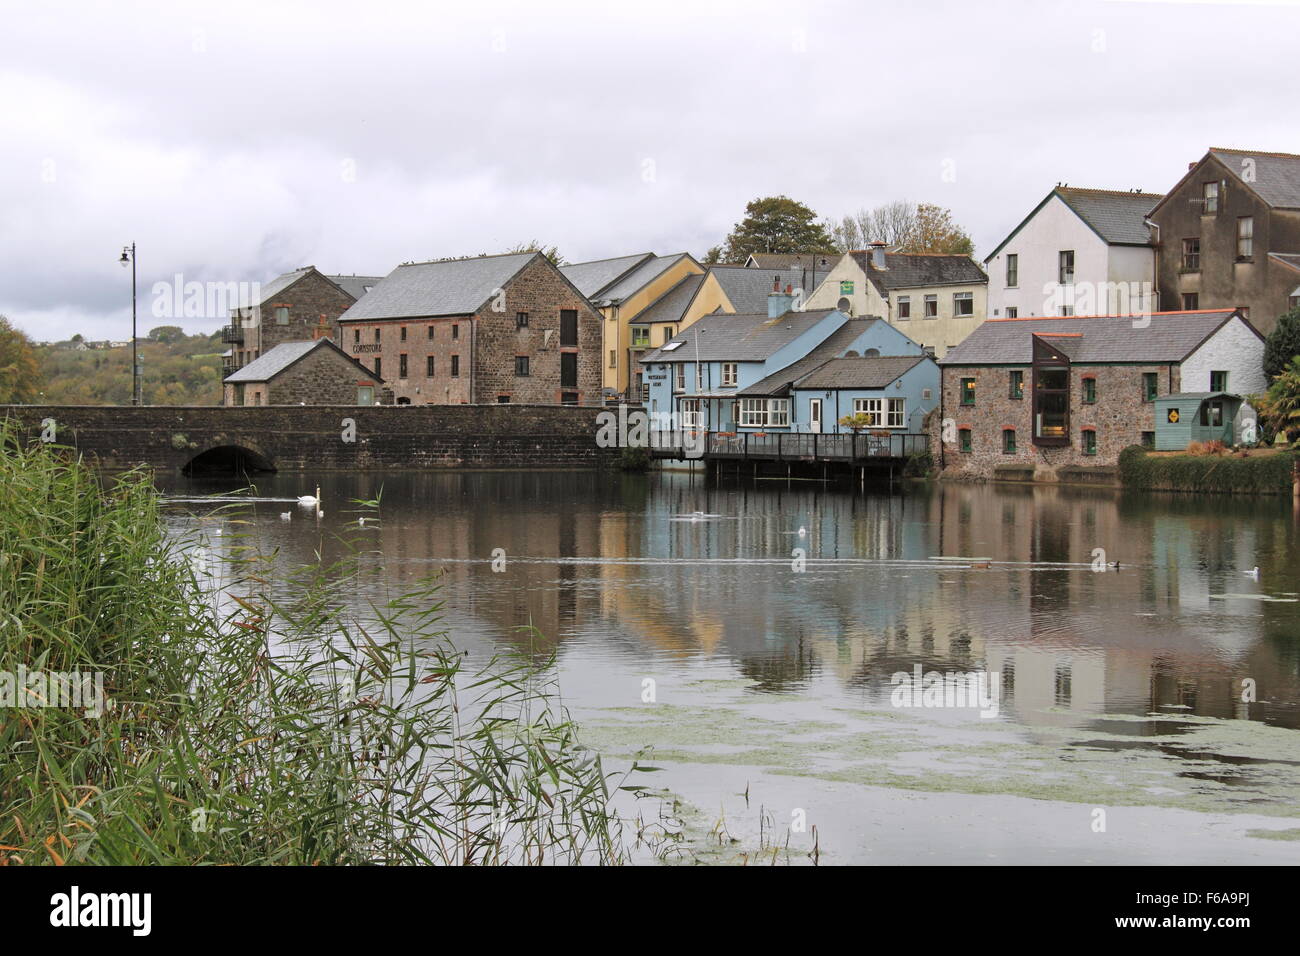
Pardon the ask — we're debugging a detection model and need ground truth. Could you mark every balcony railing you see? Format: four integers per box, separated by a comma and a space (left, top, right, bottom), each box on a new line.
648, 430, 928, 461
222, 359, 243, 377
222, 324, 245, 344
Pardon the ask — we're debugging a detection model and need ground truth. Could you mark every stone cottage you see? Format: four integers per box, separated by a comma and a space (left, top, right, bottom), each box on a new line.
223, 338, 389, 407
933, 308, 1266, 480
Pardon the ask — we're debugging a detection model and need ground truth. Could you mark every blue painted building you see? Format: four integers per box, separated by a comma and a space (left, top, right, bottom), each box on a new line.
638, 289, 938, 434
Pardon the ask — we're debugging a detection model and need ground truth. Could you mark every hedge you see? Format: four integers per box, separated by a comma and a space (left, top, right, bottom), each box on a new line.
1118, 444, 1298, 494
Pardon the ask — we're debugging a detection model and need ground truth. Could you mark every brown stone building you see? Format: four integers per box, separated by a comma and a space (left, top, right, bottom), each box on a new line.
1148, 148, 1300, 336
223, 338, 388, 407
933, 309, 1266, 480
336, 252, 602, 405
223, 267, 381, 386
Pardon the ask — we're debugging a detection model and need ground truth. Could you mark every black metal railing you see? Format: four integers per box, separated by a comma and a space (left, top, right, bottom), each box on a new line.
648, 430, 928, 461
222, 324, 245, 344
222, 359, 243, 377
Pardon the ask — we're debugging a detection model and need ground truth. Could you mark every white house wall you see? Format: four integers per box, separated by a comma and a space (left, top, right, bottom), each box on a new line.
1181, 316, 1268, 395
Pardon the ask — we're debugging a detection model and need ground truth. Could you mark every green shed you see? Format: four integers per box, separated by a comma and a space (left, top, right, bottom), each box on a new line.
1154, 392, 1242, 451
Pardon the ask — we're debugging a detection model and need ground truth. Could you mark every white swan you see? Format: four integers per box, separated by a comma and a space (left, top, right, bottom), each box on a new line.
1245, 566, 1260, 579
279, 512, 291, 521
798, 526, 807, 538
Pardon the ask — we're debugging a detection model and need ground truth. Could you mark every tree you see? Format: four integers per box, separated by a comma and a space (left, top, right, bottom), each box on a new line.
702, 246, 725, 264
900, 203, 975, 255
504, 241, 565, 266
719, 196, 834, 262
0, 316, 42, 403
148, 325, 185, 343
1257, 355, 1300, 444
1263, 306, 1300, 380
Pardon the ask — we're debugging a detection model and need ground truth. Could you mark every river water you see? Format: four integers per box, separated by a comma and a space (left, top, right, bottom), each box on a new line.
156, 467, 1300, 865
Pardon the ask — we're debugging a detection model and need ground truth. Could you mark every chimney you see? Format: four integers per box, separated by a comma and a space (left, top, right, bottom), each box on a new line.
768, 283, 796, 319
869, 241, 888, 270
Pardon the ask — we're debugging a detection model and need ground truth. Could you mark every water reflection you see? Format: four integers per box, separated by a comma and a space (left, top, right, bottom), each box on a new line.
158, 470, 1300, 731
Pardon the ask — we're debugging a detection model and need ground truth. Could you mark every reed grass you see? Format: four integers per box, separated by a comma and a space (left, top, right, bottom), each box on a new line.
0, 422, 632, 865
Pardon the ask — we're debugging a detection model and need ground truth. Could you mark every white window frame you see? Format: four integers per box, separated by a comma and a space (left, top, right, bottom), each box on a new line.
721, 362, 738, 387
896, 296, 911, 319
853, 396, 906, 429
679, 398, 703, 428
1006, 254, 1018, 288
674, 364, 685, 392
738, 398, 790, 428
923, 295, 938, 318
953, 291, 973, 316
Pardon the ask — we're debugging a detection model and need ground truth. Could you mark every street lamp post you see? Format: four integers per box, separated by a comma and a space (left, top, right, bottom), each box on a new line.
119, 243, 139, 405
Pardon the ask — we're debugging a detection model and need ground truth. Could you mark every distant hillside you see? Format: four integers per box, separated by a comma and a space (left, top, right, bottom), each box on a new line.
37, 328, 225, 405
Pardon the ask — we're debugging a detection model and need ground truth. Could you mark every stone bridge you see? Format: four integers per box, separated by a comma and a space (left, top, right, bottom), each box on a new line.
0, 404, 618, 474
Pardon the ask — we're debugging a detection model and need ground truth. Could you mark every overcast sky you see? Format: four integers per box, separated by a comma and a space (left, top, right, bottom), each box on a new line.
1, 0, 1296, 341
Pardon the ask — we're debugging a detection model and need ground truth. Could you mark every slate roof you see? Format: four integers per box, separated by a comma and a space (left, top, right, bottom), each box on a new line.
326, 274, 383, 300
338, 253, 537, 321
710, 265, 809, 312
640, 309, 837, 363
737, 319, 878, 396
984, 187, 1161, 263
1208, 148, 1300, 208
248, 267, 313, 307
559, 253, 655, 299
635, 273, 706, 324
849, 252, 988, 292
939, 309, 1250, 365
747, 252, 839, 272
1055, 188, 1162, 245
794, 355, 928, 390
595, 253, 695, 303
225, 338, 382, 383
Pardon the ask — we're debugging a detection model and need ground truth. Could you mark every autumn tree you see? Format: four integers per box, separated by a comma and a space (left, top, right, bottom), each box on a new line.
0, 316, 42, 403
719, 196, 835, 262
901, 203, 975, 255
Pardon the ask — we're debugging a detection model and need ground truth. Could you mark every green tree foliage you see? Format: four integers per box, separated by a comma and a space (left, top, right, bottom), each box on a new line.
719, 196, 835, 262
147, 325, 186, 343
1257, 355, 1300, 443
38, 330, 224, 405
0, 316, 43, 403
1263, 306, 1300, 380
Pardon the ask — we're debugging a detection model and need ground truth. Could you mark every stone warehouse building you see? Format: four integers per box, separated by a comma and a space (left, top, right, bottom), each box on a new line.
222, 267, 381, 383
337, 252, 602, 405
1147, 147, 1300, 335
934, 308, 1266, 481
223, 338, 389, 407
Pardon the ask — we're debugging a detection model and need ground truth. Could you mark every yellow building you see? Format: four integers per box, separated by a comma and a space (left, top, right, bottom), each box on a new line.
560, 253, 704, 399
803, 245, 989, 357
621, 264, 811, 400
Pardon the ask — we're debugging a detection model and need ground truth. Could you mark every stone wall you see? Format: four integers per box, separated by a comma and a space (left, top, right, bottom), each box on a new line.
472, 256, 603, 404
268, 345, 382, 405
933, 363, 1181, 480
1, 404, 619, 473
336, 256, 602, 406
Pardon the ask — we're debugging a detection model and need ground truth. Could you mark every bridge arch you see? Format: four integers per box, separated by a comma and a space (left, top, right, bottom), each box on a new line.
181, 444, 277, 476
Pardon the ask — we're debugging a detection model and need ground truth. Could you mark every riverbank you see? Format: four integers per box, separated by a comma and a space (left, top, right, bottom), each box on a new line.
1119, 444, 1298, 495
0, 427, 630, 865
